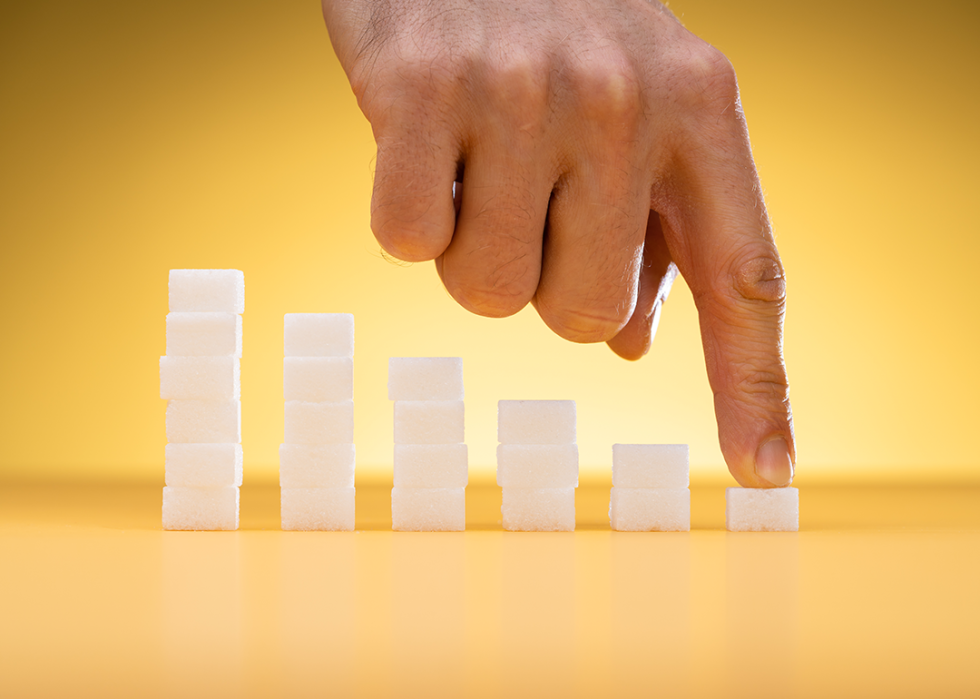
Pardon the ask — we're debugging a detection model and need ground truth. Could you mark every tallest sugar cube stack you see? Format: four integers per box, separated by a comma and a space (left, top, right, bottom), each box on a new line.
389, 358, 467, 531
280, 314, 356, 531
161, 270, 244, 531
497, 400, 578, 532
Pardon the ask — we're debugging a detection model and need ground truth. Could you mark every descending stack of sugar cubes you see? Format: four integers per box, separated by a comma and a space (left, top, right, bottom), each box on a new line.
280, 314, 356, 531
726, 486, 799, 531
161, 269, 244, 531
497, 401, 578, 532
609, 445, 690, 531
389, 358, 467, 531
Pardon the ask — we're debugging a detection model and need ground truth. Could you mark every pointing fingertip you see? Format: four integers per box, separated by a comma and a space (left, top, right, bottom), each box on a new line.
755, 435, 794, 487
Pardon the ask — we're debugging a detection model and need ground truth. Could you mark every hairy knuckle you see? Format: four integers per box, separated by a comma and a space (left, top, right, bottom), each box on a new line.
568, 52, 641, 125
672, 41, 740, 116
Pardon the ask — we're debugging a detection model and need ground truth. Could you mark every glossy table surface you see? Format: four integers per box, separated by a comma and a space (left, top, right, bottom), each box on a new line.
2, 480, 979, 698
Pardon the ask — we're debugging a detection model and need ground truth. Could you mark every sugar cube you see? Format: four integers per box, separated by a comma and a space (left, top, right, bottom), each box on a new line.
393, 444, 468, 488
612, 444, 689, 489
497, 400, 576, 445
279, 443, 356, 488
162, 486, 239, 530
393, 401, 464, 444
166, 400, 241, 443
609, 487, 690, 532
388, 357, 463, 401
160, 356, 240, 400
169, 269, 244, 313
281, 487, 355, 531
496, 444, 579, 488
165, 443, 243, 487
284, 400, 354, 444
391, 487, 465, 531
726, 487, 799, 532
284, 313, 354, 357
166, 312, 242, 357
283, 357, 353, 402
501, 487, 575, 532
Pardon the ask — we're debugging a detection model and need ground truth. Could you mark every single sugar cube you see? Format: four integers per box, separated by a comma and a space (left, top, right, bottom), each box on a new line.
165, 443, 243, 487
393, 444, 468, 488
166, 312, 242, 357
496, 444, 579, 488
283, 357, 353, 402
162, 486, 239, 530
284, 400, 354, 444
160, 356, 240, 400
284, 313, 354, 357
393, 401, 464, 444
726, 487, 799, 532
169, 269, 244, 313
281, 487, 355, 531
612, 444, 689, 489
497, 400, 576, 445
609, 487, 690, 532
388, 357, 463, 401
279, 443, 356, 488
391, 487, 465, 531
166, 400, 241, 443
501, 487, 575, 532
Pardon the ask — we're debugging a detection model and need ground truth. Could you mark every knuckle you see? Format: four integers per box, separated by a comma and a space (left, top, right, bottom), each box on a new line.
568, 51, 642, 126
447, 276, 534, 318
672, 41, 740, 115
537, 297, 632, 343
370, 189, 449, 262
483, 53, 550, 115
731, 251, 787, 305
730, 361, 790, 406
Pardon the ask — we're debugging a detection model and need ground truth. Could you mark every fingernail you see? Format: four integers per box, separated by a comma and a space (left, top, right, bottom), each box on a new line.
755, 436, 794, 486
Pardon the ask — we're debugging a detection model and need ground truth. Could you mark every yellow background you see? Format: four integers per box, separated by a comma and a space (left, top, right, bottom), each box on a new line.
1, 0, 978, 483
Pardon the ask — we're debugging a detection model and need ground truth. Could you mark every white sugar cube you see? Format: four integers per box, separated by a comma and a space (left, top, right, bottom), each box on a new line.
498, 400, 576, 445
166, 312, 242, 357
169, 269, 244, 313
284, 400, 354, 444
496, 444, 579, 488
726, 487, 799, 532
283, 357, 353, 402
284, 313, 354, 357
162, 486, 239, 530
393, 401, 464, 444
388, 357, 463, 401
391, 487, 465, 531
279, 443, 356, 488
165, 444, 243, 487
166, 400, 241, 443
501, 487, 575, 532
609, 487, 690, 532
393, 444, 468, 488
281, 487, 355, 531
160, 356, 240, 400
612, 444, 689, 489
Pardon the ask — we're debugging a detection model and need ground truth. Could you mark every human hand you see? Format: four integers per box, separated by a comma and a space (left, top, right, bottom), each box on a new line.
322, 0, 794, 487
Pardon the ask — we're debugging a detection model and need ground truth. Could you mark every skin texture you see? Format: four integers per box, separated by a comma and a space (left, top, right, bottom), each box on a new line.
322, 0, 795, 487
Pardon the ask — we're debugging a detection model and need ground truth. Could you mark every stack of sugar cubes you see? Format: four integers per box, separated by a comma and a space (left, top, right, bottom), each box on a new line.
497, 400, 578, 532
726, 487, 799, 532
389, 358, 467, 531
161, 269, 244, 531
280, 314, 356, 531
609, 444, 690, 532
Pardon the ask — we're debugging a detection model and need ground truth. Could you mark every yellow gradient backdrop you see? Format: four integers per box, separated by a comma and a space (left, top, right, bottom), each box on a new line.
1, 1, 978, 483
